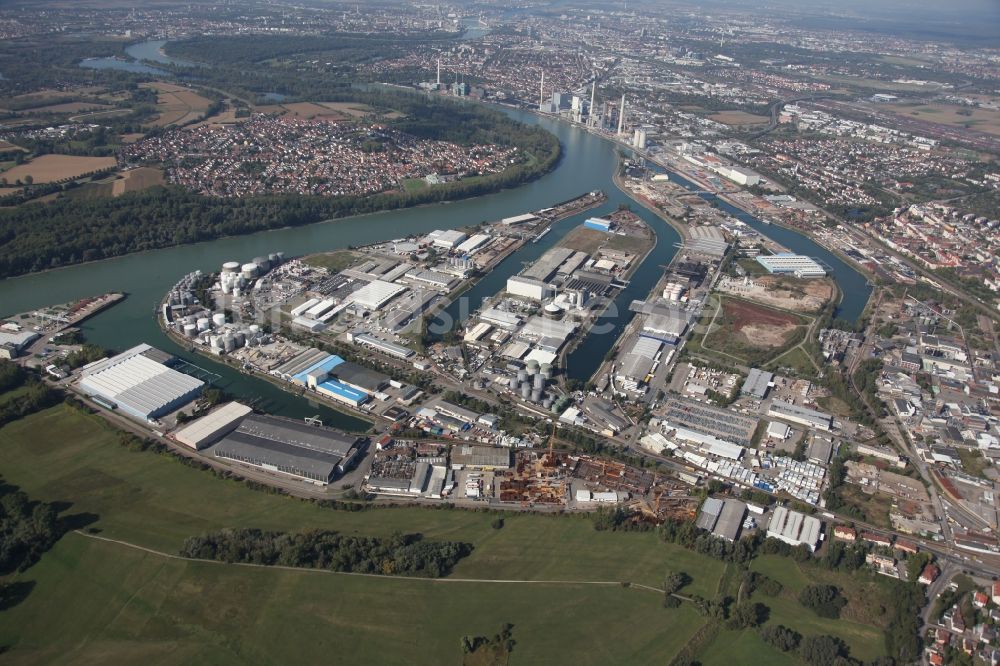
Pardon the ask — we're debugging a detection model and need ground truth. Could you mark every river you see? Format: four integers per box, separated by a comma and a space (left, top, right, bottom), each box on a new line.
80, 39, 196, 76
2, 64, 870, 427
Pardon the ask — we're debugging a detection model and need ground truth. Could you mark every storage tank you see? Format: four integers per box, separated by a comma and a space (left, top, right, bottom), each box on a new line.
232, 287, 242, 298
526, 359, 540, 373
253, 256, 270, 272
268, 253, 279, 265
520, 383, 531, 399
275, 252, 285, 263
222, 334, 236, 352
222, 261, 240, 274
241, 263, 257, 280
531, 389, 543, 402
210, 335, 223, 349
249, 324, 261, 335
212, 313, 226, 327
234, 331, 246, 347
183, 323, 197, 337
196, 317, 210, 332
533, 373, 545, 390
517, 369, 528, 383
543, 398, 553, 410
509, 376, 519, 390
540, 363, 553, 379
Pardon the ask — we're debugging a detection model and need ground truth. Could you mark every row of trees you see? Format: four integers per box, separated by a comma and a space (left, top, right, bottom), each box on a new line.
181, 528, 472, 578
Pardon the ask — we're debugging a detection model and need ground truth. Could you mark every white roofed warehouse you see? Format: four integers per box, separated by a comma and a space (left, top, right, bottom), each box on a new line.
79, 344, 204, 421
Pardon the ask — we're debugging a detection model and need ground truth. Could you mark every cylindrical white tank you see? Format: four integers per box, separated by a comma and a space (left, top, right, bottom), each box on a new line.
222, 333, 236, 352
533, 374, 545, 390
540, 363, 553, 378
253, 256, 270, 272
183, 323, 197, 337
526, 359, 540, 373
509, 376, 519, 390
222, 261, 240, 273
196, 317, 210, 332
249, 324, 261, 335
531, 389, 543, 402
520, 384, 531, 399
212, 313, 226, 327
210, 335, 223, 349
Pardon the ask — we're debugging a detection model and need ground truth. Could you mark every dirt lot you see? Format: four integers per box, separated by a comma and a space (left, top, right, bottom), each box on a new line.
708, 110, 770, 127
721, 297, 802, 348
722, 275, 834, 312
0, 141, 27, 153
111, 167, 164, 196
1, 155, 116, 184
142, 82, 212, 128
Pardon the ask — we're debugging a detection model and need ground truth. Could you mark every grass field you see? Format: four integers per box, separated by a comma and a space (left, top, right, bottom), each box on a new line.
748, 555, 890, 662
0, 154, 116, 184
401, 177, 429, 193
698, 628, 798, 666
0, 404, 727, 662
0, 534, 705, 665
303, 249, 364, 273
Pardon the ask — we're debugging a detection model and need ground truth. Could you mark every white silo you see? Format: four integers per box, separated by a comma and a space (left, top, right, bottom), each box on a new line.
212, 313, 226, 327
196, 317, 210, 332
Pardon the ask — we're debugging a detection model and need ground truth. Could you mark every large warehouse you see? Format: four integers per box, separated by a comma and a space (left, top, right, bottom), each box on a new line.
79, 344, 204, 421
211, 414, 363, 485
756, 254, 827, 278
766, 506, 822, 551
173, 401, 253, 450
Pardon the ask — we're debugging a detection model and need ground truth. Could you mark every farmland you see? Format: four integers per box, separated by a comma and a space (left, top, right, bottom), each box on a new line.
142, 81, 213, 128
255, 100, 376, 121
111, 166, 165, 197
0, 154, 116, 184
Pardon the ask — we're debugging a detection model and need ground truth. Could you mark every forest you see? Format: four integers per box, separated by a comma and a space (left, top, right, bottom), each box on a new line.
180, 528, 472, 578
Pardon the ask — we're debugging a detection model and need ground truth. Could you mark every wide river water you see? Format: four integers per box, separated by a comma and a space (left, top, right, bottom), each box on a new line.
0, 90, 870, 429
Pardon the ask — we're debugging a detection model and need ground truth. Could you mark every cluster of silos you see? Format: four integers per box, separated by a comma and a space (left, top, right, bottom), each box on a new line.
219, 252, 284, 297
511, 360, 556, 406
166, 270, 203, 308
663, 282, 685, 302
207, 323, 266, 354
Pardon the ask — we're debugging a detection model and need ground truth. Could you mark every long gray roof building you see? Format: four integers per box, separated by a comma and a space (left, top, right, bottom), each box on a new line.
211, 414, 362, 484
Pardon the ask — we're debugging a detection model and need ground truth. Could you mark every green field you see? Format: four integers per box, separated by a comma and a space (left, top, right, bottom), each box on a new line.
302, 249, 363, 273
0, 534, 705, 665
401, 177, 429, 193
699, 628, 798, 666
0, 404, 729, 662
747, 555, 889, 662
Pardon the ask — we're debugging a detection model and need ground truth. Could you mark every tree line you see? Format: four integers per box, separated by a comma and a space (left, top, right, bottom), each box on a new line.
180, 527, 472, 578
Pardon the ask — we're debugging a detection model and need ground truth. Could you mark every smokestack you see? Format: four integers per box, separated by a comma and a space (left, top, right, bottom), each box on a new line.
539, 71, 545, 107
437, 59, 441, 85
589, 79, 596, 126
617, 94, 626, 135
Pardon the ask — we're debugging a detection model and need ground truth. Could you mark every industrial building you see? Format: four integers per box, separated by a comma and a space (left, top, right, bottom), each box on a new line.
212, 414, 362, 485
741, 368, 773, 399
423, 229, 468, 249
768, 400, 833, 431
349, 331, 415, 359
174, 402, 253, 450
0, 329, 40, 359
583, 217, 612, 233
766, 505, 822, 551
756, 254, 827, 278
350, 280, 408, 310
506, 275, 552, 301
79, 344, 204, 421
450, 445, 511, 470
714, 499, 748, 541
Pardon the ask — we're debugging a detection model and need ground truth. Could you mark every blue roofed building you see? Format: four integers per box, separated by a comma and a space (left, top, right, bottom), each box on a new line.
583, 217, 613, 232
